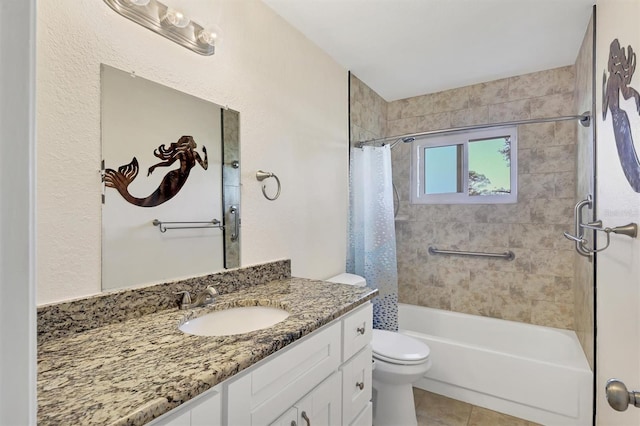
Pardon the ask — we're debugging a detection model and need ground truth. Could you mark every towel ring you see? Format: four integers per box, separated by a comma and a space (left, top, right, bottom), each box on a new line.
256, 170, 281, 201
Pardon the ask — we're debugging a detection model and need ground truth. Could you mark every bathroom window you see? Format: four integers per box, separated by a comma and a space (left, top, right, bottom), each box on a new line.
410, 127, 517, 204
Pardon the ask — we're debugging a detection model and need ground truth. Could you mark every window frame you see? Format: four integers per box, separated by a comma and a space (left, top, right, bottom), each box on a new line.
410, 126, 518, 205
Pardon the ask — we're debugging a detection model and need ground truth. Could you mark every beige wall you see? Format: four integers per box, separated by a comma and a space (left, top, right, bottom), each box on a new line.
36, 0, 348, 304
573, 13, 596, 369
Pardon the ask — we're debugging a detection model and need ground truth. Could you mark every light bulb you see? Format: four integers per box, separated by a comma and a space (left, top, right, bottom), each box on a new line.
198, 25, 222, 47
163, 8, 190, 28
197, 30, 217, 47
126, 0, 151, 5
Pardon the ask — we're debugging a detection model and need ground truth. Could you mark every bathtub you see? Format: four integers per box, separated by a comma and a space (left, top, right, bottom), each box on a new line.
398, 303, 593, 426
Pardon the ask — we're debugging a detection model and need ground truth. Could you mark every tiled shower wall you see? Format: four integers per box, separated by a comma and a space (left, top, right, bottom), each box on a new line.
389, 66, 577, 329
350, 66, 582, 330
574, 14, 595, 368
350, 73, 387, 143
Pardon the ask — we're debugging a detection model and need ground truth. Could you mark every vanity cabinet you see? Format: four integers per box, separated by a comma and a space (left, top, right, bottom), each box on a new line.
226, 316, 342, 425
150, 387, 222, 426
153, 303, 372, 426
227, 302, 373, 426
340, 301, 373, 425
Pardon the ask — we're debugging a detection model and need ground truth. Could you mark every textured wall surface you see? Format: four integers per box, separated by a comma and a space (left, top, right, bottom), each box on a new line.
36, 0, 348, 304
350, 74, 387, 143
386, 66, 578, 329
573, 14, 595, 368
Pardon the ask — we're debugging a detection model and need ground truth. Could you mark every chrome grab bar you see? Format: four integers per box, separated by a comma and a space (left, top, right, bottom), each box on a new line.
152, 219, 223, 233
563, 196, 593, 257
428, 246, 515, 261
229, 205, 239, 242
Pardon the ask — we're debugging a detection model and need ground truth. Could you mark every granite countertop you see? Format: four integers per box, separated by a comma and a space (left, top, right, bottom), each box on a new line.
37, 277, 376, 425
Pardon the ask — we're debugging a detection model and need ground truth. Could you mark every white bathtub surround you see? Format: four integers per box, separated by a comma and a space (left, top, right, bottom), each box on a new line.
347, 145, 399, 330
399, 303, 592, 425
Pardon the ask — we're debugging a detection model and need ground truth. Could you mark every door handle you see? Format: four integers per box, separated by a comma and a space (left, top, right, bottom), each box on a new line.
301, 411, 311, 426
229, 205, 239, 242
563, 196, 637, 255
606, 379, 640, 411
563, 196, 593, 257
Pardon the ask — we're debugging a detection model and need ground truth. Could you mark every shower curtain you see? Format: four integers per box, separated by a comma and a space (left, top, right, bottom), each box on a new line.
347, 145, 398, 331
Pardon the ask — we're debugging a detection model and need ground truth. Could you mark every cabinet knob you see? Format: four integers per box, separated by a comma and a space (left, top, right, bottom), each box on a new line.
356, 326, 365, 335
301, 411, 311, 426
356, 381, 365, 390
290, 422, 297, 426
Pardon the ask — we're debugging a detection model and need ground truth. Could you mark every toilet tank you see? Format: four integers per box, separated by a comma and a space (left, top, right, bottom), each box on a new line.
326, 273, 366, 287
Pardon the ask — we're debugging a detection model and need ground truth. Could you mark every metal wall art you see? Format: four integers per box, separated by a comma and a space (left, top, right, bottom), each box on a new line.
104, 135, 208, 207
603, 38, 640, 192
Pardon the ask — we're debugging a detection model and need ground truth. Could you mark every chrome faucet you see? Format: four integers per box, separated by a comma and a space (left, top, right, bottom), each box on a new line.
176, 286, 218, 310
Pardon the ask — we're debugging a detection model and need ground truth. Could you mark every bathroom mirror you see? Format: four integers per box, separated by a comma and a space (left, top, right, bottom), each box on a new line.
101, 64, 240, 291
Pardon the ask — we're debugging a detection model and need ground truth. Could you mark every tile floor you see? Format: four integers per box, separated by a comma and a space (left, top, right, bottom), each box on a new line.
413, 388, 542, 426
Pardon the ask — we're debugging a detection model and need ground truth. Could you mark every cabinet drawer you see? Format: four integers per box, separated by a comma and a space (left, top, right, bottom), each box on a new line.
349, 402, 372, 426
227, 322, 341, 426
342, 303, 372, 362
341, 345, 372, 425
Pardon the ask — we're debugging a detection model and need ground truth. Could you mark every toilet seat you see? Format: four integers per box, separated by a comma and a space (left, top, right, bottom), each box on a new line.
372, 329, 430, 365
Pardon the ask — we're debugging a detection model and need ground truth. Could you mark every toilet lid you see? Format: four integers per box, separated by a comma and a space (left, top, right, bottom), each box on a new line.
372, 329, 430, 365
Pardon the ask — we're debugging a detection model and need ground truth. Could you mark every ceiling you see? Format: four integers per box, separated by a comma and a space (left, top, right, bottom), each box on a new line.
263, 0, 595, 101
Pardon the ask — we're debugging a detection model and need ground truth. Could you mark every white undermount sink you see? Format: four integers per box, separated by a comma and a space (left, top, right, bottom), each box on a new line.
179, 306, 290, 337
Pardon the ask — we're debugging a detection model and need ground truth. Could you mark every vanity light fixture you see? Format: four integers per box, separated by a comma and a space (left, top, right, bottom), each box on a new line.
103, 0, 220, 56
126, 0, 150, 6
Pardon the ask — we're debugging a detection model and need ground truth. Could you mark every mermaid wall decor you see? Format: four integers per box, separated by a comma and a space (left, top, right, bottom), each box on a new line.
603, 38, 640, 193
104, 135, 208, 207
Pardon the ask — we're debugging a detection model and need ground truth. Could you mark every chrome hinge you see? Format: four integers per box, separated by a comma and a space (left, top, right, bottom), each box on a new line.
100, 159, 106, 204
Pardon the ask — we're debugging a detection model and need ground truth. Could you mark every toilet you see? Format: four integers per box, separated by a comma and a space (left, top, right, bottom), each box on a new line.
327, 273, 432, 426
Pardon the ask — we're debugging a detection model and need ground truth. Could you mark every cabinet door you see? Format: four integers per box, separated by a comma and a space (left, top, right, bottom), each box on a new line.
227, 322, 341, 425
156, 411, 191, 426
295, 372, 342, 426
269, 407, 298, 426
190, 390, 222, 426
